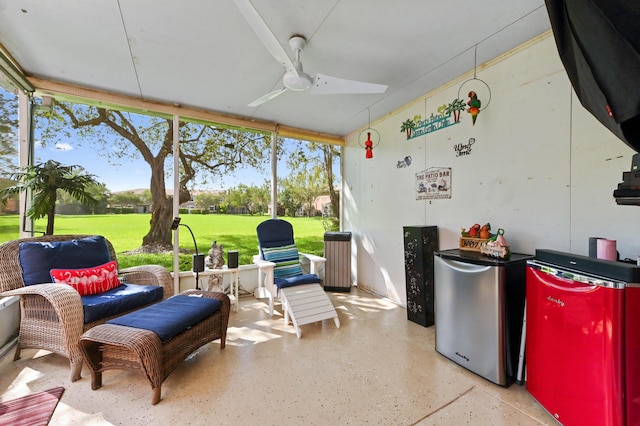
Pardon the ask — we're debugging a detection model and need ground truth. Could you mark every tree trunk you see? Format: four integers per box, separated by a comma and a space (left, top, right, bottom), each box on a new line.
324, 146, 340, 220
46, 209, 55, 235
142, 159, 172, 248
46, 193, 56, 235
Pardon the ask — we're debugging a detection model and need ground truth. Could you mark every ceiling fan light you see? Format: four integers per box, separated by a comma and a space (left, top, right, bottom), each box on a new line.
283, 70, 312, 91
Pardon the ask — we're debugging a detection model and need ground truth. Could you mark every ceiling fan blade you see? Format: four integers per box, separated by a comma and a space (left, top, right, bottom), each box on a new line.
233, 0, 298, 76
248, 87, 288, 107
311, 73, 388, 95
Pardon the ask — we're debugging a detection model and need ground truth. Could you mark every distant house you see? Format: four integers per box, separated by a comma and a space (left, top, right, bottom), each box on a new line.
313, 194, 333, 217
272, 193, 337, 217
177, 189, 227, 213
0, 196, 18, 214
108, 188, 152, 212
0, 178, 18, 214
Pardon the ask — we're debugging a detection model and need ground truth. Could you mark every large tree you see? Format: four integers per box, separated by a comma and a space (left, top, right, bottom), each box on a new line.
282, 167, 324, 217
278, 185, 301, 217
287, 141, 340, 219
37, 101, 272, 248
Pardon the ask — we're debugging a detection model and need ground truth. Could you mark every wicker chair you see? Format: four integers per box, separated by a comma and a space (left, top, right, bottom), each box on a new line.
0, 234, 174, 382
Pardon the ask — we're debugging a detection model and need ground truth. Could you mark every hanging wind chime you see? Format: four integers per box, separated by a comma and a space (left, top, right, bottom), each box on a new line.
457, 45, 492, 126
358, 109, 380, 159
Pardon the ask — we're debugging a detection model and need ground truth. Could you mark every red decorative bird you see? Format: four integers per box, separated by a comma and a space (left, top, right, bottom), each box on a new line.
467, 223, 481, 237
466, 91, 481, 125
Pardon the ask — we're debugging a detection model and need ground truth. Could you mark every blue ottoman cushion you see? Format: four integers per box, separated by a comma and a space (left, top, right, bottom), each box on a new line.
106, 294, 222, 341
274, 273, 321, 290
82, 283, 164, 324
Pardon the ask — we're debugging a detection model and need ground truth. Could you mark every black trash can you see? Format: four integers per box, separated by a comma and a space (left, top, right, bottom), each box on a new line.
323, 231, 352, 292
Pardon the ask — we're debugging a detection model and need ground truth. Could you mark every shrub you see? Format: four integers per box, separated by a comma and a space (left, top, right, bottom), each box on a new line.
322, 218, 340, 232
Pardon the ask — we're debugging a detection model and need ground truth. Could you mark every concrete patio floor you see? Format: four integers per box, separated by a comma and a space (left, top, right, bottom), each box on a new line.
0, 288, 553, 425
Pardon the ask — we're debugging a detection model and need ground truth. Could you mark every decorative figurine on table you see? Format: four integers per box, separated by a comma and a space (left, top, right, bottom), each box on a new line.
205, 241, 225, 292
461, 223, 481, 238
481, 228, 511, 259
494, 228, 509, 247
479, 223, 491, 239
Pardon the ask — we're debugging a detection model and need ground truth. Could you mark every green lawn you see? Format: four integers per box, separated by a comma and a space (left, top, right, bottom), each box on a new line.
0, 214, 329, 270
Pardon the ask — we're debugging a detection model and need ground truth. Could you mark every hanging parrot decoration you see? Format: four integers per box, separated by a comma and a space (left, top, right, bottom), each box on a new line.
466, 91, 481, 125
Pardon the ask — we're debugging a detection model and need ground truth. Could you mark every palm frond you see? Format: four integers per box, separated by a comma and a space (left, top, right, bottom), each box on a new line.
0, 159, 100, 233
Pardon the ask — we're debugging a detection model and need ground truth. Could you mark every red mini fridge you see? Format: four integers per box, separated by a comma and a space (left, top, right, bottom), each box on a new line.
526, 249, 640, 426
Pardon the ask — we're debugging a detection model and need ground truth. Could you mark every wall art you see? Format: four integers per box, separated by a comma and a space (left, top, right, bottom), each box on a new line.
416, 167, 452, 200
397, 156, 412, 168
454, 138, 476, 157
400, 100, 464, 140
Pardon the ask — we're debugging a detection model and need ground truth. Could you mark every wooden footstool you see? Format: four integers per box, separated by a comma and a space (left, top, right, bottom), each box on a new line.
79, 290, 230, 404
280, 284, 340, 338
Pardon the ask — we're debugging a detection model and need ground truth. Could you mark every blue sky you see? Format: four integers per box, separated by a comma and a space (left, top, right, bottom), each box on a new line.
36, 140, 152, 192
33, 131, 337, 193
35, 139, 284, 192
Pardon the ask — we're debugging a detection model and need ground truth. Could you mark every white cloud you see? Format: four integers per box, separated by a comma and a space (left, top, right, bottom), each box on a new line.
55, 142, 73, 151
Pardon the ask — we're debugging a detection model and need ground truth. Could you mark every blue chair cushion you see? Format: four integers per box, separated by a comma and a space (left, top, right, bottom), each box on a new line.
274, 273, 322, 290
256, 219, 294, 256
81, 283, 164, 324
19, 236, 111, 286
262, 243, 303, 278
106, 294, 222, 342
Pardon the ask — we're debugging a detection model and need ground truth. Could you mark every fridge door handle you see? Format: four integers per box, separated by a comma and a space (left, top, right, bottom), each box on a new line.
437, 257, 492, 273
527, 261, 623, 290
528, 266, 596, 293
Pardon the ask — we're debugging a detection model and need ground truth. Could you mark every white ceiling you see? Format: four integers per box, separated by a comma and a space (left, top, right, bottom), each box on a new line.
0, 0, 551, 139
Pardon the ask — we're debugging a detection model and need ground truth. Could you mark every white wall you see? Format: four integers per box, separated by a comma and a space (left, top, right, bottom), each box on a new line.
0, 296, 19, 356
343, 33, 640, 305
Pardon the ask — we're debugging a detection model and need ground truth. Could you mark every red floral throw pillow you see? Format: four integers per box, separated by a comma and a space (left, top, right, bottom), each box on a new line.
50, 260, 121, 296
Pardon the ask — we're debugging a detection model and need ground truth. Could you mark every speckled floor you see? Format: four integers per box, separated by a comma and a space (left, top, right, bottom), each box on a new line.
0, 288, 554, 425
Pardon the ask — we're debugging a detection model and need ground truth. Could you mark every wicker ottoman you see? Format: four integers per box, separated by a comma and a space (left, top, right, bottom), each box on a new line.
79, 290, 230, 405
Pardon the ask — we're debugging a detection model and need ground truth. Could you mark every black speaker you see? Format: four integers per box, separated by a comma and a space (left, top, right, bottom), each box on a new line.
192, 254, 205, 272
228, 250, 239, 269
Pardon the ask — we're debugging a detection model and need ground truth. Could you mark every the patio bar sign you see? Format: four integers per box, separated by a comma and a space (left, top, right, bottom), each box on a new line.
416, 167, 452, 200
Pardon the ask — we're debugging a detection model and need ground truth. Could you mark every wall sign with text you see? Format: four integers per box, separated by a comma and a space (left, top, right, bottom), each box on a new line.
416, 167, 452, 200
454, 138, 476, 157
400, 100, 465, 140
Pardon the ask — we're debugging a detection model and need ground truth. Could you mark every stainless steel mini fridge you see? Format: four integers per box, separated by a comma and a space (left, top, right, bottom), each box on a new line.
434, 249, 531, 386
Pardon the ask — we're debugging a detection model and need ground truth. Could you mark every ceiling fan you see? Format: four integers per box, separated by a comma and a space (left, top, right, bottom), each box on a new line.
233, 0, 388, 107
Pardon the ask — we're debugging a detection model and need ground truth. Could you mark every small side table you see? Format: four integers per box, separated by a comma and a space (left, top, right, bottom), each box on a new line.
192, 266, 239, 311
